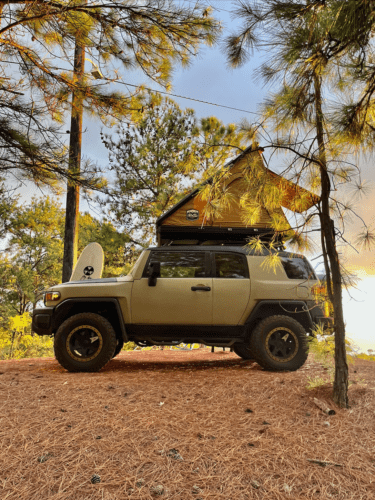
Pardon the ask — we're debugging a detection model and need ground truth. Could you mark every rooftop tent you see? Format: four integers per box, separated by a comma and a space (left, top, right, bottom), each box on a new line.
156, 146, 319, 247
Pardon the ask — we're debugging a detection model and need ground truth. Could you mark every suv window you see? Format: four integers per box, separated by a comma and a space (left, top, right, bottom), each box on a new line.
145, 251, 206, 278
214, 252, 249, 279
281, 256, 316, 280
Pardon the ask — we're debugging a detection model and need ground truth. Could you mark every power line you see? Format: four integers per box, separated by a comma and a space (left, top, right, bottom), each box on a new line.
115, 80, 260, 117
179, 0, 234, 14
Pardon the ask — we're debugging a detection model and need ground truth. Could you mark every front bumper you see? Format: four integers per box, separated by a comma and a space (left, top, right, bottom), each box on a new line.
32, 307, 54, 336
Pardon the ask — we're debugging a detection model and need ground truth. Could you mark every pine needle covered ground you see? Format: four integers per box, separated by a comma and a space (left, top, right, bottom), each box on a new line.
0, 350, 374, 499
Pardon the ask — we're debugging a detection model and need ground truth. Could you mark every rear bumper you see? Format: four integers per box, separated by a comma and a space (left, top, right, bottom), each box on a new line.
32, 307, 54, 336
305, 301, 333, 331
316, 316, 334, 330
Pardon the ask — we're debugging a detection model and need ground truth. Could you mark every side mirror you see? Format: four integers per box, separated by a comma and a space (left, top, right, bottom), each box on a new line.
148, 261, 160, 287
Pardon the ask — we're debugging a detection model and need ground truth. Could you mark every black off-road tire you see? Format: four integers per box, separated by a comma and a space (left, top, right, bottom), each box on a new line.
112, 338, 124, 358
232, 343, 254, 360
249, 315, 308, 371
54, 313, 117, 372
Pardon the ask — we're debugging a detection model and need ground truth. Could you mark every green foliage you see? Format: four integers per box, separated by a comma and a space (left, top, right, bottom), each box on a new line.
0, 197, 65, 321
0, 180, 18, 239
308, 325, 355, 368
102, 94, 245, 244
1, 0, 220, 188
198, 116, 245, 177
0, 313, 54, 360
355, 353, 375, 362
123, 342, 137, 351
306, 375, 332, 390
305, 327, 354, 390
0, 198, 133, 331
78, 212, 133, 277
101, 94, 200, 243
223, 0, 375, 257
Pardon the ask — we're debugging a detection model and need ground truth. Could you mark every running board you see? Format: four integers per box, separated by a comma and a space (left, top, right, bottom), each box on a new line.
137, 338, 242, 348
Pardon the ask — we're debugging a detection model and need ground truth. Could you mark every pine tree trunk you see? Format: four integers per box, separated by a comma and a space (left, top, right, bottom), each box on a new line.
62, 42, 85, 283
313, 73, 349, 408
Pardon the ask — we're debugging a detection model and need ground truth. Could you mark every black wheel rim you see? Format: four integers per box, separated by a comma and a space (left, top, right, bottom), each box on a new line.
66, 325, 103, 362
265, 327, 298, 363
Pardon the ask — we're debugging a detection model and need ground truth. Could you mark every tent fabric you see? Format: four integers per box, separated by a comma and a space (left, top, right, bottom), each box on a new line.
158, 149, 318, 232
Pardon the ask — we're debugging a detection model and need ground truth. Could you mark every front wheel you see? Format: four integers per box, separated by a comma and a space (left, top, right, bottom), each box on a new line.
249, 315, 308, 371
54, 313, 117, 372
112, 338, 124, 358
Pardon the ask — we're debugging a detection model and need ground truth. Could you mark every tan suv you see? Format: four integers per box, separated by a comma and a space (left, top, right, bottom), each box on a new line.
32, 246, 328, 373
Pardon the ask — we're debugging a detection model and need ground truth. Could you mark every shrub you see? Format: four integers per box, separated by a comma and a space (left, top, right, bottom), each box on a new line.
356, 353, 375, 362
0, 313, 54, 360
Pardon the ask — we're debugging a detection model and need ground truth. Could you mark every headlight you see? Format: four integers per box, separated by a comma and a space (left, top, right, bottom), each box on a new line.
44, 291, 61, 305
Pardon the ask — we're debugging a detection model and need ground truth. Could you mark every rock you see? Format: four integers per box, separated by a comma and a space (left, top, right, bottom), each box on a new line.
251, 480, 260, 489
283, 483, 292, 493
37, 453, 53, 463
167, 448, 183, 460
306, 412, 311, 417
245, 408, 253, 413
91, 474, 101, 484
150, 484, 164, 496
192, 485, 202, 494
323, 421, 330, 427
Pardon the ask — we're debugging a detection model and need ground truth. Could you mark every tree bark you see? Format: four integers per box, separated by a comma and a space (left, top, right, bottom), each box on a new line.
313, 72, 349, 408
62, 42, 85, 283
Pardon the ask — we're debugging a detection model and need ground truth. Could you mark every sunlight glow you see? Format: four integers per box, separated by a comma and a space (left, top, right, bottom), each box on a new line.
343, 276, 375, 353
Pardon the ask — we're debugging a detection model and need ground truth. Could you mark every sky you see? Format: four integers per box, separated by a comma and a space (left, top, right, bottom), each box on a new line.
7, 0, 375, 352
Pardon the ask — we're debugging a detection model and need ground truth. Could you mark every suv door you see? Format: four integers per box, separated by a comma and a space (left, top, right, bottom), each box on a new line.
131, 250, 213, 324
211, 252, 250, 325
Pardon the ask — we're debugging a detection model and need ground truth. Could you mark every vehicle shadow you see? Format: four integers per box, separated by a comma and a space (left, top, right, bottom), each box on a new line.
101, 355, 259, 373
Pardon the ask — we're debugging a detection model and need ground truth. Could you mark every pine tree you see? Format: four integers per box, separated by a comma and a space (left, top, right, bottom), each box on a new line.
224, 0, 375, 408
101, 94, 245, 244
0, 197, 132, 326
1, 0, 220, 278
0, 0, 219, 180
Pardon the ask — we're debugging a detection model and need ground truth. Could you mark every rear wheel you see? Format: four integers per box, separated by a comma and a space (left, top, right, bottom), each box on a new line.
54, 313, 117, 372
232, 343, 254, 360
249, 315, 308, 371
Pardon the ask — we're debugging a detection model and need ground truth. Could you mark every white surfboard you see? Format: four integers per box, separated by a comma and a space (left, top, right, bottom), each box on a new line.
70, 242, 104, 281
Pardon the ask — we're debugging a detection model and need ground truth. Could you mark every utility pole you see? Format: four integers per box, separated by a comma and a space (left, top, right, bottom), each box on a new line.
62, 41, 85, 282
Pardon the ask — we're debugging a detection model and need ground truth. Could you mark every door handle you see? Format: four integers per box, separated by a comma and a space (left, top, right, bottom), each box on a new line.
191, 286, 211, 291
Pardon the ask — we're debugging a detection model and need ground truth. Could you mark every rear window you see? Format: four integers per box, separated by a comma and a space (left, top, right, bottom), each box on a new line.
281, 257, 316, 280
214, 253, 249, 279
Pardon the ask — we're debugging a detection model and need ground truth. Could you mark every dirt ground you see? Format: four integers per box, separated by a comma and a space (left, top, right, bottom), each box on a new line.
0, 349, 374, 500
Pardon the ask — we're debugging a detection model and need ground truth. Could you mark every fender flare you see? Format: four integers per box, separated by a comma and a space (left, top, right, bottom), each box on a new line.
245, 300, 313, 332
54, 297, 128, 342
